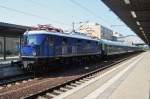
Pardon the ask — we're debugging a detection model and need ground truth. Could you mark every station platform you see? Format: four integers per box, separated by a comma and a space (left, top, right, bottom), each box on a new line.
108, 51, 150, 99
0, 56, 19, 67
54, 51, 150, 99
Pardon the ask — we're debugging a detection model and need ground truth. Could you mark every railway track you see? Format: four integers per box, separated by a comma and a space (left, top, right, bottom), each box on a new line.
23, 53, 140, 99
0, 52, 141, 99
0, 73, 36, 90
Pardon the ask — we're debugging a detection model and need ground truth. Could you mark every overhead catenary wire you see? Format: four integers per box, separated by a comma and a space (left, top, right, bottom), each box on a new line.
69, 0, 111, 27
22, 0, 112, 29
25, 0, 48, 8
0, 4, 71, 27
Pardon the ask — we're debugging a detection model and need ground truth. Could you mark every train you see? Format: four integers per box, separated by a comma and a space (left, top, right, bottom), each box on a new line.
20, 25, 142, 70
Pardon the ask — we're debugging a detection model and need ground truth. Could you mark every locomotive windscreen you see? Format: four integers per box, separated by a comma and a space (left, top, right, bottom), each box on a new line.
28, 35, 37, 45
23, 34, 46, 45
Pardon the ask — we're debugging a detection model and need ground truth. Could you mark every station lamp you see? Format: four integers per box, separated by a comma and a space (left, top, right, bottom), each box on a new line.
124, 0, 130, 4
131, 11, 137, 18
141, 31, 144, 34
139, 27, 143, 31
136, 21, 140, 25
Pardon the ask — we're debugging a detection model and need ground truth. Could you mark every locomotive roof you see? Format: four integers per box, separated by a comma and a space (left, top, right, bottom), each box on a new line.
24, 30, 137, 48
24, 30, 99, 42
100, 39, 137, 48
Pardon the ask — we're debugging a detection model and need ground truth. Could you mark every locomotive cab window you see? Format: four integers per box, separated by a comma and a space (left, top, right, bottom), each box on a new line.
28, 35, 37, 45
22, 36, 27, 45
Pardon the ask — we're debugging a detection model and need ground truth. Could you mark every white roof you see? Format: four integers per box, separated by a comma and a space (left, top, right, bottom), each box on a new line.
100, 39, 137, 47
24, 30, 99, 42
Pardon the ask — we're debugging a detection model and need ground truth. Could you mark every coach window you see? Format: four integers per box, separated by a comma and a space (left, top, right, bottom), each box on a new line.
105, 44, 108, 51
49, 36, 54, 46
62, 37, 67, 45
107, 45, 110, 53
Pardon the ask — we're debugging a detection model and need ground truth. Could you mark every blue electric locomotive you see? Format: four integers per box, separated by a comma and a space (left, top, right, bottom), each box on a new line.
21, 30, 101, 69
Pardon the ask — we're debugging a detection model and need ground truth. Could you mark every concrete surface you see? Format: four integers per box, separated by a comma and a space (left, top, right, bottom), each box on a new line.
0, 56, 19, 67
53, 51, 150, 99
108, 51, 150, 99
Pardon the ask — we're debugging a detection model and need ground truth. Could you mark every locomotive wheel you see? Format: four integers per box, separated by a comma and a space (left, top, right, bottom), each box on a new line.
27, 64, 33, 72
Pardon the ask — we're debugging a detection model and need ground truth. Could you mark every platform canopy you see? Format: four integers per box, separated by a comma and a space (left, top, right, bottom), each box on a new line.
102, 0, 150, 45
0, 22, 31, 37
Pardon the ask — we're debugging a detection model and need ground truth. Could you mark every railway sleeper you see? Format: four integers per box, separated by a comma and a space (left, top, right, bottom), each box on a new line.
86, 76, 95, 79
83, 78, 91, 81
79, 79, 86, 82
51, 91, 60, 96
75, 81, 83, 85
22, 80, 28, 83
0, 86, 4, 90
70, 83, 78, 87
46, 92, 58, 97
59, 87, 68, 92
6, 84, 12, 87
53, 89, 64, 94
37, 96, 47, 99
65, 85, 74, 89
15, 82, 20, 85
28, 79, 33, 81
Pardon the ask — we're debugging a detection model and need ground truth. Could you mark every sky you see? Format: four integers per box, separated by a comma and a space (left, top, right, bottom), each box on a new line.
0, 0, 144, 42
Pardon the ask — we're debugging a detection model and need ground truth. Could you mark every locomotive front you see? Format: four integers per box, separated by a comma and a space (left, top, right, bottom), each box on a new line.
21, 31, 48, 69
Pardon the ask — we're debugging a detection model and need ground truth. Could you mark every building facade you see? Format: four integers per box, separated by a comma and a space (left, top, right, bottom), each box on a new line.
79, 22, 113, 40
112, 32, 124, 41
117, 35, 144, 45
0, 37, 20, 57
100, 25, 113, 40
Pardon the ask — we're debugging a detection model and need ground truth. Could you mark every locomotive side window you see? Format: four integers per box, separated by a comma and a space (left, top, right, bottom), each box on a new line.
62, 37, 67, 45
87, 40, 90, 43
49, 36, 55, 46
86, 40, 91, 50
62, 37, 68, 55
77, 39, 82, 46
77, 39, 81, 43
